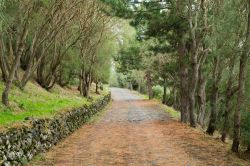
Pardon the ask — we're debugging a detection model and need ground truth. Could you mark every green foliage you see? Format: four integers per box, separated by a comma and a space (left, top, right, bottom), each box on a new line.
109, 67, 119, 87
117, 73, 128, 88
152, 85, 163, 99
101, 0, 132, 18
116, 44, 143, 74
130, 70, 147, 92
93, 27, 117, 84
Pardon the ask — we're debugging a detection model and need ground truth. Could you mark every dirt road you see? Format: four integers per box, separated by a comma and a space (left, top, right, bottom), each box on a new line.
30, 88, 248, 166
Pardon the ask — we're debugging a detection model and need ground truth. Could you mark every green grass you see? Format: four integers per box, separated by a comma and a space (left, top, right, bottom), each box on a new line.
0, 81, 109, 127
131, 90, 148, 99
164, 106, 180, 120
132, 89, 180, 120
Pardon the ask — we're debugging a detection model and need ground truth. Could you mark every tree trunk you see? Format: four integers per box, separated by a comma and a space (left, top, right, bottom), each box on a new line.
146, 71, 153, 100
80, 70, 91, 98
221, 100, 233, 142
82, 79, 90, 98
232, 57, 248, 152
0, 37, 8, 82
207, 56, 223, 135
19, 46, 46, 89
162, 78, 167, 104
206, 83, 218, 135
138, 84, 141, 93
36, 57, 46, 87
79, 76, 83, 95
2, 53, 23, 106
129, 82, 133, 90
197, 70, 207, 127
232, 2, 250, 153
95, 81, 99, 94
178, 41, 189, 123
148, 83, 153, 100
221, 54, 237, 142
176, 0, 190, 123
188, 55, 199, 128
2, 27, 28, 106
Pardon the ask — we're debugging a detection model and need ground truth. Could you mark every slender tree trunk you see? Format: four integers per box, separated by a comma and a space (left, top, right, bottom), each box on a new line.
0, 36, 8, 82
172, 86, 178, 108
36, 57, 46, 88
138, 84, 141, 93
79, 76, 83, 96
146, 71, 153, 100
207, 57, 223, 135
148, 83, 153, 100
188, 54, 199, 127
2, 53, 23, 106
232, 58, 248, 152
162, 78, 167, 104
232, 2, 250, 152
20, 47, 45, 89
197, 70, 207, 127
221, 54, 237, 142
129, 82, 133, 90
95, 81, 99, 94
2, 28, 28, 106
221, 99, 233, 142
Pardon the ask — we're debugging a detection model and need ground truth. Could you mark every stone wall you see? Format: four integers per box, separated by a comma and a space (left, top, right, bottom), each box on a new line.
0, 93, 111, 166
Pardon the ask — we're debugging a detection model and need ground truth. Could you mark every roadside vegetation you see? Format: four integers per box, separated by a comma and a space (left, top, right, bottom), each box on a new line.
0, 81, 109, 127
106, 0, 250, 155
0, 0, 127, 128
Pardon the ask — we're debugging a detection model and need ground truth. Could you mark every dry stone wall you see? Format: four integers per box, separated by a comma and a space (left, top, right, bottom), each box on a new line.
0, 93, 111, 166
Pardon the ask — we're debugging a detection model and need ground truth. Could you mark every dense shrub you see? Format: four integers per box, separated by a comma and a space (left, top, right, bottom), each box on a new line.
152, 85, 163, 99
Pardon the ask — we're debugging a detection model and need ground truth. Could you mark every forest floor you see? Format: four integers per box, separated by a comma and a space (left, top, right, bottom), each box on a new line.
30, 88, 249, 166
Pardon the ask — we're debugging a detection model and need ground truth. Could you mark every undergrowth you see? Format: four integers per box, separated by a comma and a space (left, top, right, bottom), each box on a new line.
0, 81, 109, 126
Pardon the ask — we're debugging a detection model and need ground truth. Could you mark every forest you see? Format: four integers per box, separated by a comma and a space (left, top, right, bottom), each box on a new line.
106, 0, 250, 154
0, 0, 121, 133
0, 0, 250, 162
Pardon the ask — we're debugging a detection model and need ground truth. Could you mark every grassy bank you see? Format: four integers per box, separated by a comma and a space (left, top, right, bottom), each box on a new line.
164, 105, 180, 120
0, 82, 109, 127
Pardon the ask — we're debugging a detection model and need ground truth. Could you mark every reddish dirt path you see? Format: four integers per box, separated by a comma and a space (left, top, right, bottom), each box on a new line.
30, 88, 248, 166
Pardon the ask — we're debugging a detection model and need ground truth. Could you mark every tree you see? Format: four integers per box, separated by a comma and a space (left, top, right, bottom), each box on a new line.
0, 0, 114, 106
105, 0, 250, 153
232, 0, 250, 153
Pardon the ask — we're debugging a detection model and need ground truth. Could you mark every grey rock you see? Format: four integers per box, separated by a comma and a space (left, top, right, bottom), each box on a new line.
7, 151, 16, 160
41, 134, 47, 141
27, 152, 33, 160
2, 155, 7, 161
3, 161, 11, 166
